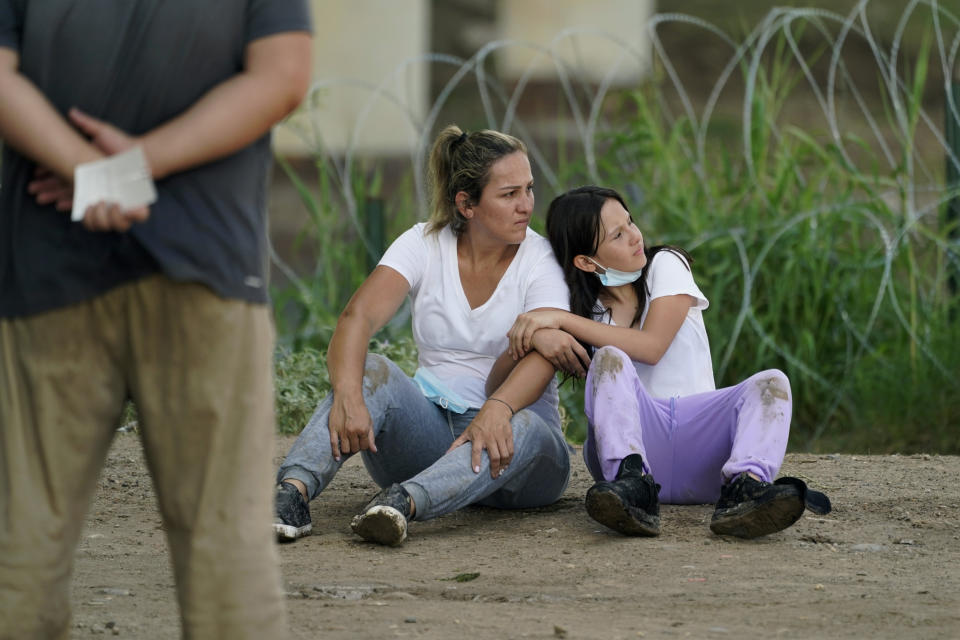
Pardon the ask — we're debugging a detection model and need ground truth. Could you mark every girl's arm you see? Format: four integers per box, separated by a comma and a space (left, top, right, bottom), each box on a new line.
486, 328, 589, 394
508, 294, 693, 365
325, 266, 410, 460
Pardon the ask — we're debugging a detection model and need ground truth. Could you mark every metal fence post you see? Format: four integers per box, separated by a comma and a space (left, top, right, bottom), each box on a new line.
364, 197, 385, 273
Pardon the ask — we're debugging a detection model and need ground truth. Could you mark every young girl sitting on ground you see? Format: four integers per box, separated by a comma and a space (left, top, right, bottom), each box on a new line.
506, 186, 830, 538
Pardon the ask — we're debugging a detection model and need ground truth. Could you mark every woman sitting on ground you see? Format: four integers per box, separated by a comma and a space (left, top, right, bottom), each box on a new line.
506, 186, 830, 538
272, 125, 577, 546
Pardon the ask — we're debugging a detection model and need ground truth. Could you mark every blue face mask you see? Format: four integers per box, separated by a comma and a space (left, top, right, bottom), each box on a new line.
413, 368, 471, 414
587, 257, 644, 287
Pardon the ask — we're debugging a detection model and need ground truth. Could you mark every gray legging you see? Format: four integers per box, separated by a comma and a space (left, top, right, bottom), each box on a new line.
277, 354, 571, 521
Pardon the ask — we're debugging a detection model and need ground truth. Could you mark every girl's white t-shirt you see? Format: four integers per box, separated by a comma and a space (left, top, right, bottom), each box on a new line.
597, 251, 716, 399
379, 223, 569, 411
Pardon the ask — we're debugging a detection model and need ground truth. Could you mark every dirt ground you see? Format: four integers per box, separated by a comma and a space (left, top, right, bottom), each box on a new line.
69, 434, 960, 639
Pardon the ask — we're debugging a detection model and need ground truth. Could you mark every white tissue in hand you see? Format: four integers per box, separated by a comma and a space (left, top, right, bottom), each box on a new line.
71, 146, 157, 222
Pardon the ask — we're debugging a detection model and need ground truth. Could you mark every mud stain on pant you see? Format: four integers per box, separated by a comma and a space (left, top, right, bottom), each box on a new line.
757, 375, 789, 423
591, 349, 625, 402
363, 356, 390, 394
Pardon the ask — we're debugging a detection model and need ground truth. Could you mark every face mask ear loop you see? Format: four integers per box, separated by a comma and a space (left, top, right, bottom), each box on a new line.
586, 256, 607, 274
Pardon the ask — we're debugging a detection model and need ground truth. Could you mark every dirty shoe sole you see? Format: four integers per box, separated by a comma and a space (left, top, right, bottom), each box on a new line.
710, 492, 805, 538
273, 521, 312, 542
350, 505, 407, 546
585, 487, 660, 537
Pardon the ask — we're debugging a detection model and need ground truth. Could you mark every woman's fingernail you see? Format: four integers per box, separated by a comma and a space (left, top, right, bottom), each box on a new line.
498, 469, 505, 477
473, 465, 480, 473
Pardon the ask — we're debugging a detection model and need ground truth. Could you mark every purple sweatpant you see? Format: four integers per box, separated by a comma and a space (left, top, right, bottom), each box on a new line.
583, 346, 791, 504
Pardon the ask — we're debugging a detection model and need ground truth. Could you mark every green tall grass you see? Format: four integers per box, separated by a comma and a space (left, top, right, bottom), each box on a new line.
271, 10, 959, 453
274, 337, 418, 434
271, 154, 415, 350
582, 54, 959, 452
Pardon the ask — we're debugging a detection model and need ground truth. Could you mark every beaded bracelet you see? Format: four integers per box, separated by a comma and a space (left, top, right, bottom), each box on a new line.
486, 397, 516, 416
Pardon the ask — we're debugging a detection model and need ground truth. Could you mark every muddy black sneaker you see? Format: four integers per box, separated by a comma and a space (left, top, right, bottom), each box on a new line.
273, 481, 312, 542
585, 454, 660, 536
710, 472, 805, 538
350, 483, 412, 546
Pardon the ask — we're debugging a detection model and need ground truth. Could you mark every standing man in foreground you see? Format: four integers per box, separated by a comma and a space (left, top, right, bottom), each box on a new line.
0, 2, 311, 637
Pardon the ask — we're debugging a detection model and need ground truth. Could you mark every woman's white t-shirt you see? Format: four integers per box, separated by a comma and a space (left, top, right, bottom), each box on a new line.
597, 251, 716, 399
379, 223, 569, 414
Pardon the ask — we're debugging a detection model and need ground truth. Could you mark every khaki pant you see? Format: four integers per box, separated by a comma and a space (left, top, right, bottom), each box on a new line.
0, 276, 286, 639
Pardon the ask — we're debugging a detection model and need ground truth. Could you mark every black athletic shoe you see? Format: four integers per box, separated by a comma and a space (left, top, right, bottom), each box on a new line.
585, 454, 661, 536
350, 483, 413, 546
709, 472, 805, 538
273, 481, 312, 542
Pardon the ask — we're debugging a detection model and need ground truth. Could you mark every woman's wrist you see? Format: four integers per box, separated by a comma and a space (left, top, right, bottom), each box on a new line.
485, 396, 516, 416
331, 380, 364, 400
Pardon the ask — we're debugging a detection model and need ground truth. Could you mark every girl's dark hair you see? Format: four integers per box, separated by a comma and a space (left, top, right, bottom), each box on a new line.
426, 124, 527, 236
545, 185, 691, 357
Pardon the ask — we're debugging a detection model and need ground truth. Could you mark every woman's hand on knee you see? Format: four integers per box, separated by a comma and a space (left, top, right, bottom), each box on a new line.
446, 401, 514, 479
328, 394, 377, 461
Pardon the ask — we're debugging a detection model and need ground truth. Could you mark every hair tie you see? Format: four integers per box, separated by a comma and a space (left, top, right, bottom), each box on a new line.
452, 131, 468, 151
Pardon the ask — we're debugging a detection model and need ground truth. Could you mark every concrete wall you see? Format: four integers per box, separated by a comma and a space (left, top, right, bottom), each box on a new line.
273, 0, 653, 156
496, 0, 653, 85
274, 0, 430, 156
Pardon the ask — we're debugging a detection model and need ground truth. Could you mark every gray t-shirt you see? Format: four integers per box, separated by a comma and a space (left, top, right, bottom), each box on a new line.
0, 0, 311, 317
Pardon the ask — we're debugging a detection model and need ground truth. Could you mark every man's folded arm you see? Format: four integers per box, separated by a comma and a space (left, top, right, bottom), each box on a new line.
0, 47, 102, 179
139, 31, 312, 180
0, 31, 312, 183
